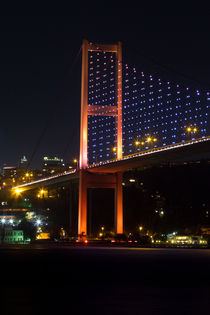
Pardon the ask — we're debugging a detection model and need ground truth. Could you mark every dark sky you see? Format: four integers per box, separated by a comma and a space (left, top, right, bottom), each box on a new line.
1, 5, 210, 170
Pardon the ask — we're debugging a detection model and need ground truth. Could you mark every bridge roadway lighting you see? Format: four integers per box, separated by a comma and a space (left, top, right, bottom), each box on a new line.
146, 136, 157, 143
135, 140, 147, 148
186, 126, 198, 133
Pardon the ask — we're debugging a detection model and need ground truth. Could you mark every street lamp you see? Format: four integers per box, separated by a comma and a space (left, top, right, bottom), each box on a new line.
146, 136, 157, 143
112, 147, 117, 158
134, 140, 146, 151
186, 126, 198, 140
99, 226, 105, 238
36, 219, 41, 226
14, 188, 23, 196
145, 136, 158, 149
186, 126, 198, 134
73, 158, 78, 168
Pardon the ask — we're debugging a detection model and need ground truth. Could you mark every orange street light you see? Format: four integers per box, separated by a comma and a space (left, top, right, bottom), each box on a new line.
186, 126, 198, 134
73, 158, 79, 168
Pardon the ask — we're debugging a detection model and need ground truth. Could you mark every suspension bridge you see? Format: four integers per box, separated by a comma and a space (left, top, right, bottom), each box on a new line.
14, 40, 210, 239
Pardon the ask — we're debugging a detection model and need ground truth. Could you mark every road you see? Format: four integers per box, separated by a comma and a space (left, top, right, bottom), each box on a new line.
1, 245, 210, 314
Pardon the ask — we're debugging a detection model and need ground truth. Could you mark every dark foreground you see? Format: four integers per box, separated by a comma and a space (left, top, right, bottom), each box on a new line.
1, 245, 210, 314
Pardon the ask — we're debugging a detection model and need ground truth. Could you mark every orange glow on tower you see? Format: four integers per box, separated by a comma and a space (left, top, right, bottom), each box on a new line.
78, 40, 124, 238
79, 40, 123, 168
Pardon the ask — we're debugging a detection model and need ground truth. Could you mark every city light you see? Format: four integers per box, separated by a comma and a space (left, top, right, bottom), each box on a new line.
37, 188, 47, 198
14, 188, 23, 196
36, 219, 41, 226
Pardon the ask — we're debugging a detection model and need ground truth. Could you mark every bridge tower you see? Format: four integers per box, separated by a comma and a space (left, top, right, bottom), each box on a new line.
78, 40, 123, 238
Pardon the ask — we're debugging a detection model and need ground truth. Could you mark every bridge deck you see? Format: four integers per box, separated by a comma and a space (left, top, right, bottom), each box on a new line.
15, 137, 210, 190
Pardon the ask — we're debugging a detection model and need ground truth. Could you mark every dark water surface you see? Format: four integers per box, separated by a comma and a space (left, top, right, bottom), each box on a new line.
1, 245, 210, 314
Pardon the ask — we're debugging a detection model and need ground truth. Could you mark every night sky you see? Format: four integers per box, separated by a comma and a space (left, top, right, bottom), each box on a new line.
1, 5, 210, 170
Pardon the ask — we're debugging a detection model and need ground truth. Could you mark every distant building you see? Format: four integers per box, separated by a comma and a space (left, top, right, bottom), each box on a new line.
200, 226, 210, 235
42, 156, 65, 175
1, 227, 24, 244
36, 232, 50, 240
2, 165, 16, 177
166, 235, 207, 247
19, 155, 28, 168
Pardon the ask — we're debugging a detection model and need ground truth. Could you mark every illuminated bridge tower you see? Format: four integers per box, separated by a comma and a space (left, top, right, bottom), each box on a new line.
78, 40, 123, 238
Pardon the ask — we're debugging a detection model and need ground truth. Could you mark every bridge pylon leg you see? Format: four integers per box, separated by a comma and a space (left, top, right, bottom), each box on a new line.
78, 169, 88, 240
78, 170, 124, 239
115, 172, 123, 234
